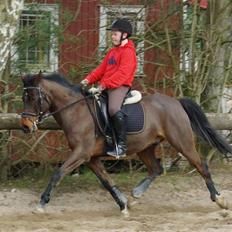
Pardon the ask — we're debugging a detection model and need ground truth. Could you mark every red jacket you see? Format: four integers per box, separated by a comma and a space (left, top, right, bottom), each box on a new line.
85, 40, 137, 89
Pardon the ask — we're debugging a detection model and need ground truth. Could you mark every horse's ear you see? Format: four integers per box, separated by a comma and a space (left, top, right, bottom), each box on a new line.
38, 70, 43, 79
35, 71, 43, 84
20, 73, 26, 82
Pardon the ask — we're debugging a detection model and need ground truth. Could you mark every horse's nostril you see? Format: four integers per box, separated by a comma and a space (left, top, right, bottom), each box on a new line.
21, 125, 30, 133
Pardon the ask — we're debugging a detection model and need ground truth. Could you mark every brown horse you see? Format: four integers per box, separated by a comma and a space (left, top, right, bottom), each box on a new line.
20, 73, 231, 214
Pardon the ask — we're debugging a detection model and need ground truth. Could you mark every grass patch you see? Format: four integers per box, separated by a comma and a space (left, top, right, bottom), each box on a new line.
0, 166, 147, 193
0, 163, 231, 193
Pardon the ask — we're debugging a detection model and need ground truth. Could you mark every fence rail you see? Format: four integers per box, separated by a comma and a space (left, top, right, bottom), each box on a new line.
0, 113, 232, 130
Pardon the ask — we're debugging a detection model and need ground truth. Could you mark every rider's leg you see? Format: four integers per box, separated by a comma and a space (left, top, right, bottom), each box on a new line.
99, 94, 114, 152
107, 111, 127, 157
107, 86, 129, 158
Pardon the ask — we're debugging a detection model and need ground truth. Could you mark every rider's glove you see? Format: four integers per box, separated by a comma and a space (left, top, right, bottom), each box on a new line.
80, 79, 89, 89
88, 85, 104, 95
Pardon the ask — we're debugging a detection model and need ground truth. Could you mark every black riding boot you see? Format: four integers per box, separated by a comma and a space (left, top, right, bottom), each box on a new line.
107, 111, 127, 158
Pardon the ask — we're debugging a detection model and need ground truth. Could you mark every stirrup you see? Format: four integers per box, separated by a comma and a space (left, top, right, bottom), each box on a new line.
107, 146, 126, 159
107, 152, 126, 159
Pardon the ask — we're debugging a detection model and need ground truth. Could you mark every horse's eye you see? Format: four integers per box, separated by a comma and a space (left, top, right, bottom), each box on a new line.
22, 92, 28, 101
27, 95, 36, 101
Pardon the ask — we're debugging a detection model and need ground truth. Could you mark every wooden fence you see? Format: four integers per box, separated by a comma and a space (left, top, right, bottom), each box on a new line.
0, 113, 232, 130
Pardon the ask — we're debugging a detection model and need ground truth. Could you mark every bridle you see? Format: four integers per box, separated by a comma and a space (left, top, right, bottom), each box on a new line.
21, 85, 110, 139
21, 86, 93, 124
21, 86, 49, 123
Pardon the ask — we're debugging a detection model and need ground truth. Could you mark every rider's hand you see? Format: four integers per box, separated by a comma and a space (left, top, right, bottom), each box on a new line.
88, 85, 104, 95
80, 79, 89, 89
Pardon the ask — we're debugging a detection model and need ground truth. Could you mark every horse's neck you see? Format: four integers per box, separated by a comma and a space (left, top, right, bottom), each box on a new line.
41, 80, 83, 124
42, 81, 80, 110
51, 91, 78, 111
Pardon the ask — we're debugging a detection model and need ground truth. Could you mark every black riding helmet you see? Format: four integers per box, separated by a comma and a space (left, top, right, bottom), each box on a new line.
107, 18, 133, 38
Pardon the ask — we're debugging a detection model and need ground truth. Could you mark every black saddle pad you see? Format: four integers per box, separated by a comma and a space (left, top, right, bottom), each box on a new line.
122, 103, 145, 134
95, 100, 145, 135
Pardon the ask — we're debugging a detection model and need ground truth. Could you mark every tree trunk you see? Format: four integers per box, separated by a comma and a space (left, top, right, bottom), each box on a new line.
0, 0, 24, 180
205, 1, 232, 112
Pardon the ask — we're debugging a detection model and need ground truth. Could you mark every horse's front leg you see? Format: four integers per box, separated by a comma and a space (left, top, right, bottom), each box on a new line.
39, 147, 90, 208
39, 170, 61, 207
86, 157, 128, 215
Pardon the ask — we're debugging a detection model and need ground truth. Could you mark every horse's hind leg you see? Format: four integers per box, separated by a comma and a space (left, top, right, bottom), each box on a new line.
167, 132, 228, 209
185, 151, 228, 209
86, 157, 128, 214
132, 144, 163, 198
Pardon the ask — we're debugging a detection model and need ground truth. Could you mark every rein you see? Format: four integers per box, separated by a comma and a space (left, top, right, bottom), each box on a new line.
42, 95, 93, 120
22, 85, 105, 137
22, 86, 93, 123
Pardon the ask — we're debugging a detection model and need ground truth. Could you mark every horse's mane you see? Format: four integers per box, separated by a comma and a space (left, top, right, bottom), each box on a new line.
43, 73, 73, 88
25, 73, 82, 92
44, 73, 82, 92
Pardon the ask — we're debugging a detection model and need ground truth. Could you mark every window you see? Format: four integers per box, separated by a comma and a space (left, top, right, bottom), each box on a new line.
15, 4, 59, 72
99, 5, 145, 75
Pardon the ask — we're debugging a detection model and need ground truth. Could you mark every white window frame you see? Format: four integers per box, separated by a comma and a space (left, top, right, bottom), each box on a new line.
180, 2, 190, 72
221, 87, 232, 113
99, 5, 145, 76
13, 3, 59, 73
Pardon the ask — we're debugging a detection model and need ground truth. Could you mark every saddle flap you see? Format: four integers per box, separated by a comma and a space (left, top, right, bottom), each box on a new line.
122, 102, 145, 134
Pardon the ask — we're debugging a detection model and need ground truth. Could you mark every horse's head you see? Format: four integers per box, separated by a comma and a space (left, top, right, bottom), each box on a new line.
21, 72, 50, 133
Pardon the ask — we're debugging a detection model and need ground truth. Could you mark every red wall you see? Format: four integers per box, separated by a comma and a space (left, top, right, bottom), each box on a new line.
59, 0, 100, 77
144, 0, 180, 95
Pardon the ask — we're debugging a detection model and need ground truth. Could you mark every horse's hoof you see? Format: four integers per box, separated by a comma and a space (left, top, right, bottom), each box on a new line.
35, 204, 46, 213
121, 206, 129, 218
132, 189, 142, 199
127, 196, 138, 209
219, 209, 230, 218
215, 195, 229, 210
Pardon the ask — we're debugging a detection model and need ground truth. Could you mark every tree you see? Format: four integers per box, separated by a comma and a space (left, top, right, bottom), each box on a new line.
0, 0, 24, 79
0, 0, 24, 180
204, 0, 232, 112
165, 0, 232, 111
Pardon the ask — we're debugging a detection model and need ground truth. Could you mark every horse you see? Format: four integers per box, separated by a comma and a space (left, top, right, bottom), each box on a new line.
20, 72, 231, 214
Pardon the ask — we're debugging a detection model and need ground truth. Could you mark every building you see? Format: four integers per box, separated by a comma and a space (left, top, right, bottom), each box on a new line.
19, 0, 180, 93
13, 0, 181, 162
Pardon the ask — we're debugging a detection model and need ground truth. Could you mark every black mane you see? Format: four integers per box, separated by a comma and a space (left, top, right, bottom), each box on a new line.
44, 73, 73, 88
24, 73, 82, 92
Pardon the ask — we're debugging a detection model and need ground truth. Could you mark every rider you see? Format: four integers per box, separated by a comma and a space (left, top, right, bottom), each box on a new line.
80, 18, 137, 158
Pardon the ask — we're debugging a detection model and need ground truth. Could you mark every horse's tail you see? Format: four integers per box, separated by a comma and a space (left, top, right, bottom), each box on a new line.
179, 97, 232, 157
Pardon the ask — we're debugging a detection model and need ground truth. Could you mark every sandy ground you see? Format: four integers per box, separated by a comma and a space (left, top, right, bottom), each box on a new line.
0, 165, 232, 232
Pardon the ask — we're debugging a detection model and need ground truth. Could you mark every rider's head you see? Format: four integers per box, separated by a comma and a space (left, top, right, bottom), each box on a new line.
107, 18, 133, 46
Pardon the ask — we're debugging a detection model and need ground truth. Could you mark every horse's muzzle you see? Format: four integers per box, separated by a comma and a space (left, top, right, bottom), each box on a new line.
20, 117, 38, 133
